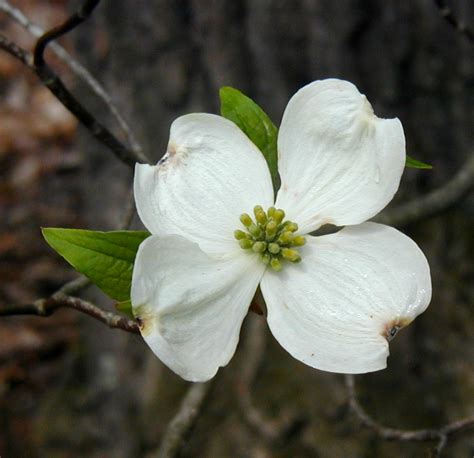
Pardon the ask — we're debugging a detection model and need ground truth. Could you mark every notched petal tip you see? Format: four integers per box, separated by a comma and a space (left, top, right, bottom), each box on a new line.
276, 79, 407, 232
382, 316, 414, 342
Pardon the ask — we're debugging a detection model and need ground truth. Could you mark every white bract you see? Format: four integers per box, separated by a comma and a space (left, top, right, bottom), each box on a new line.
131, 79, 432, 382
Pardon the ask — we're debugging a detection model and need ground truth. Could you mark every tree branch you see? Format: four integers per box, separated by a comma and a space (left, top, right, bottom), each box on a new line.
0, 293, 140, 334
237, 317, 278, 441
345, 375, 474, 456
0, 0, 144, 156
433, 0, 474, 43
152, 382, 213, 458
377, 153, 474, 226
0, 7, 148, 166
33, 0, 101, 67
56, 276, 91, 296
236, 317, 306, 444
0, 32, 30, 64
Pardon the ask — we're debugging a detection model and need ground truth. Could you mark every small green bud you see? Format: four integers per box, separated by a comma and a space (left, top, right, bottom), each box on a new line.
267, 207, 276, 218
255, 210, 267, 225
284, 221, 298, 232
261, 253, 271, 264
240, 213, 252, 227
234, 230, 247, 240
248, 223, 263, 238
239, 239, 254, 249
293, 235, 306, 246
278, 231, 294, 244
270, 257, 282, 272
281, 248, 301, 262
252, 241, 267, 253
273, 209, 285, 224
268, 243, 280, 254
266, 221, 278, 239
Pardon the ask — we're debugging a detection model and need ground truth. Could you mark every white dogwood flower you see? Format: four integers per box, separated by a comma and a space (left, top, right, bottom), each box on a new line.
131, 79, 431, 382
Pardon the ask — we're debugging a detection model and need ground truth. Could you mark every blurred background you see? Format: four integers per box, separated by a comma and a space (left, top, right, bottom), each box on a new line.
0, 0, 473, 456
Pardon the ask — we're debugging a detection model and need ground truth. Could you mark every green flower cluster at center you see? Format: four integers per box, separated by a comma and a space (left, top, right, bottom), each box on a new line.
234, 206, 306, 271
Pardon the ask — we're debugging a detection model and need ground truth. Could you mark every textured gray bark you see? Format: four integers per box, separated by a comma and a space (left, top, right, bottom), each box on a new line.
12, 0, 474, 457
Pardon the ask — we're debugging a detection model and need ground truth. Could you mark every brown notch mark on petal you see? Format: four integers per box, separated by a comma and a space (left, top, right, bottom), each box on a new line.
382, 316, 413, 342
135, 304, 157, 337
158, 142, 187, 170
167, 142, 178, 157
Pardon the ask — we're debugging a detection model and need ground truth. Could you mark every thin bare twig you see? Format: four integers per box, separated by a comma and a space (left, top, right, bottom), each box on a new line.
433, 0, 474, 43
0, 293, 140, 334
345, 375, 474, 456
0, 9, 147, 166
0, 32, 30, 64
56, 276, 91, 296
0, 0, 143, 155
33, 0, 100, 66
237, 317, 277, 441
433, 434, 448, 457
153, 382, 213, 458
377, 153, 474, 226
236, 317, 306, 444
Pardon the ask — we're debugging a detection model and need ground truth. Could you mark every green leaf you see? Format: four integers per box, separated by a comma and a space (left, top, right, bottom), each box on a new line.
42, 228, 150, 302
406, 155, 432, 169
220, 86, 279, 190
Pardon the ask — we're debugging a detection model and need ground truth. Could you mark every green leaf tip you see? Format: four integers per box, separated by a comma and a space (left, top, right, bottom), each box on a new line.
219, 86, 279, 191
406, 155, 433, 170
42, 228, 150, 303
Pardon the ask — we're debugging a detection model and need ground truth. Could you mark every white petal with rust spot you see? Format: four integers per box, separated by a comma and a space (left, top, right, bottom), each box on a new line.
276, 79, 406, 233
131, 234, 266, 382
134, 113, 274, 257
260, 222, 431, 374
